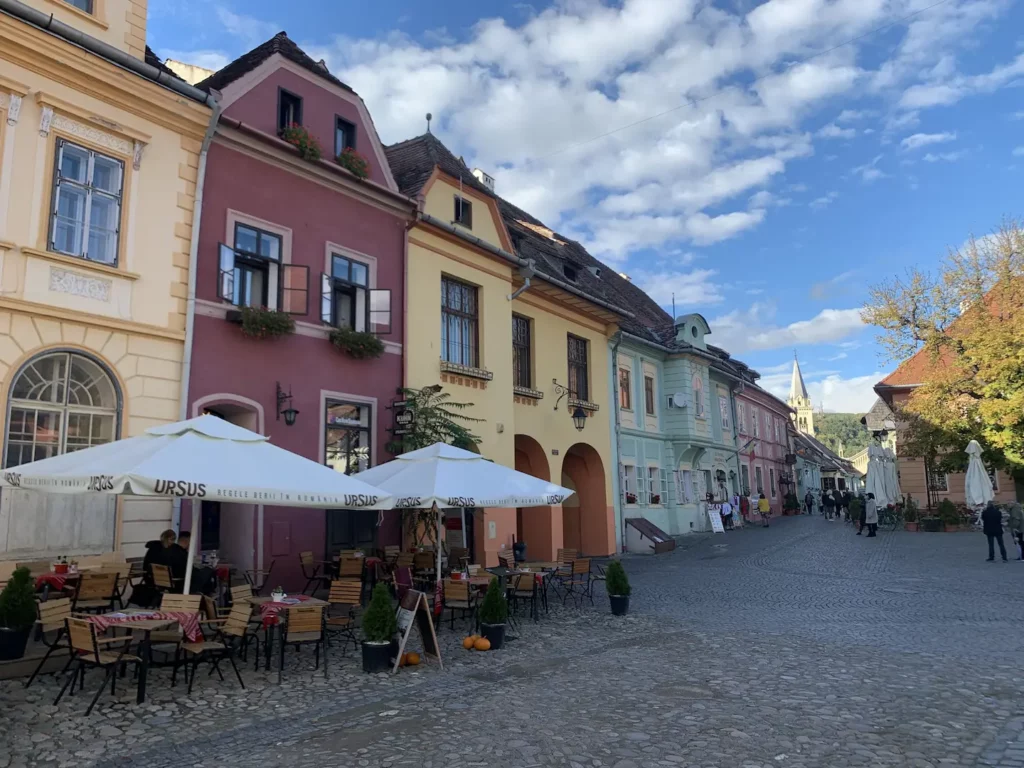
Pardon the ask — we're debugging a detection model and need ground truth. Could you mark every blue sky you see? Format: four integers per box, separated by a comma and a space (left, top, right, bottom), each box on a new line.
150, 0, 1024, 412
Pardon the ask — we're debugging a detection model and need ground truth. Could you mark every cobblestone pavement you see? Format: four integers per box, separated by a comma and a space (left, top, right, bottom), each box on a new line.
6, 515, 1024, 767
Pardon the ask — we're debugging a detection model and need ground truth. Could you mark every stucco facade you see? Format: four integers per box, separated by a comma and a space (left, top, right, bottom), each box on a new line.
185, 37, 415, 590
0, 4, 211, 560
735, 385, 794, 517
389, 134, 621, 565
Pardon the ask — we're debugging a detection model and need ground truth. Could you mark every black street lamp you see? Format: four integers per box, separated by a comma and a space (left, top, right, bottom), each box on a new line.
276, 382, 299, 426
571, 405, 587, 432
553, 379, 588, 432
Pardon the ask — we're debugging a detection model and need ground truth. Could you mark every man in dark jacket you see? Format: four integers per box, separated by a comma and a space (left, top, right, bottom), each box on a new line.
842, 489, 852, 521
983, 502, 1007, 562
131, 529, 176, 606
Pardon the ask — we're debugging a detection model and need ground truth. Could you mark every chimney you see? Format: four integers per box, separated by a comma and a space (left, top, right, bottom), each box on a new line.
472, 168, 495, 192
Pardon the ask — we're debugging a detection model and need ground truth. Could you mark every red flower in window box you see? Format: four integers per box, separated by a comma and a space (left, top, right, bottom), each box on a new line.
336, 146, 370, 179
650, 494, 661, 505
625, 492, 637, 505
279, 123, 322, 162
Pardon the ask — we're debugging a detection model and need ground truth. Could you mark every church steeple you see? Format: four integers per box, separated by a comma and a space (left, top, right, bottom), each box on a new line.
787, 353, 814, 436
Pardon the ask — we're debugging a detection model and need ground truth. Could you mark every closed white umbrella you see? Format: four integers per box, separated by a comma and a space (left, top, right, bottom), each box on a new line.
355, 442, 574, 582
0, 414, 392, 591
964, 440, 994, 509
882, 448, 902, 506
865, 445, 887, 506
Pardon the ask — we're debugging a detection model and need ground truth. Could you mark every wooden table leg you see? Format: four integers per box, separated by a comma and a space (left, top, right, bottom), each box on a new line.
264, 624, 273, 671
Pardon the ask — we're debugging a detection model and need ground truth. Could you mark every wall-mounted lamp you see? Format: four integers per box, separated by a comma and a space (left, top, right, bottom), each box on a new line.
553, 379, 588, 432
276, 382, 299, 426
570, 405, 587, 432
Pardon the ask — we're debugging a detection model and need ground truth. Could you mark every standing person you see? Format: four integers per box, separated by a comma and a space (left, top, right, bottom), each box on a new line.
739, 493, 750, 524
804, 490, 815, 515
1007, 503, 1024, 560
823, 490, 835, 520
982, 501, 1008, 562
730, 493, 742, 529
857, 494, 869, 534
842, 489, 852, 522
863, 493, 879, 537
757, 493, 771, 527
720, 496, 734, 530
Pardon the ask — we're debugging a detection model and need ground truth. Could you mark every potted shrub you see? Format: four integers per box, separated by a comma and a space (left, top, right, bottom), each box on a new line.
478, 577, 508, 650
228, 306, 295, 340
280, 123, 322, 161
361, 583, 397, 673
0, 567, 37, 660
903, 498, 919, 531
605, 560, 631, 616
329, 327, 385, 359
938, 499, 960, 531
336, 147, 370, 179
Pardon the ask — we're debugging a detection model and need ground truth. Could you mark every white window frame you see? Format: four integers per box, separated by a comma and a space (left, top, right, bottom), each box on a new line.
221, 211, 294, 311
693, 374, 705, 418
50, 139, 124, 266
647, 466, 662, 506
751, 407, 760, 438
737, 402, 746, 433
719, 395, 731, 430
622, 464, 637, 505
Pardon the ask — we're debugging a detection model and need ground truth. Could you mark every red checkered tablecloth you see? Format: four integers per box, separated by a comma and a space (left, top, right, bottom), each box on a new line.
91, 611, 202, 642
35, 573, 68, 591
258, 595, 314, 628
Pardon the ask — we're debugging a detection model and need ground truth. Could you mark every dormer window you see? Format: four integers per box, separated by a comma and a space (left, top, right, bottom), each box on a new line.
454, 196, 473, 229
563, 264, 578, 282
334, 117, 356, 156
278, 89, 303, 133
691, 325, 698, 338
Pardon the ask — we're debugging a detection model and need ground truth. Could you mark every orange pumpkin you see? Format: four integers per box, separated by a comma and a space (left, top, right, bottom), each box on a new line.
463, 635, 478, 650
406, 652, 421, 666
473, 637, 491, 651
398, 653, 409, 667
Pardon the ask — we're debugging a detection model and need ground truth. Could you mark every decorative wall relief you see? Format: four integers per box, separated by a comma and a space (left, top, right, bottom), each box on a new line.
39, 106, 53, 137
5, 94, 21, 126
49, 267, 112, 302
50, 114, 132, 156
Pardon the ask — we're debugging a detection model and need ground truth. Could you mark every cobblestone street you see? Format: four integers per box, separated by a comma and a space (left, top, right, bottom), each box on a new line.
6, 515, 1024, 767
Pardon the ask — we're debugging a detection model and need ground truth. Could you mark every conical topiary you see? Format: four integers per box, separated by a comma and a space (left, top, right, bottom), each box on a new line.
362, 583, 397, 643
604, 560, 631, 597
0, 567, 36, 630
478, 577, 508, 625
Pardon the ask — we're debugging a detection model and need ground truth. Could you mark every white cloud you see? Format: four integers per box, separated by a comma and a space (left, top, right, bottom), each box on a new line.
900, 131, 956, 151
852, 154, 886, 183
633, 267, 724, 306
817, 122, 857, 139
707, 304, 865, 354
764, 371, 888, 412
827, 352, 849, 361
899, 52, 1024, 110
809, 270, 857, 300
836, 109, 873, 123
216, 8, 279, 47
1013, 147, 1024, 156
922, 150, 967, 162
810, 191, 839, 209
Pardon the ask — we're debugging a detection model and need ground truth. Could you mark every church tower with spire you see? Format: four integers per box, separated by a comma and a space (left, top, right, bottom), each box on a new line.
788, 353, 815, 436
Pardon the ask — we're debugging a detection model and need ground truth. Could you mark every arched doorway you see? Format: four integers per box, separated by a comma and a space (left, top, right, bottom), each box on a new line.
515, 435, 558, 561
2, 350, 121, 558
560, 443, 611, 556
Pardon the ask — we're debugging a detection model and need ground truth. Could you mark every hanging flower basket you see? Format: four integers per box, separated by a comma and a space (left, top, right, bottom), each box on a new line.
329, 327, 384, 359
230, 306, 295, 340
336, 147, 370, 179
280, 123, 322, 162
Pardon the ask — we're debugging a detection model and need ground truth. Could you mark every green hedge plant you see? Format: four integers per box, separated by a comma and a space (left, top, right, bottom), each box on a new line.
478, 577, 508, 626
362, 583, 397, 643
604, 560, 631, 597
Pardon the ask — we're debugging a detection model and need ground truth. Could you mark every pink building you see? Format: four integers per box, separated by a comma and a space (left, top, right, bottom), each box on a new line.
186, 35, 415, 590
734, 385, 795, 516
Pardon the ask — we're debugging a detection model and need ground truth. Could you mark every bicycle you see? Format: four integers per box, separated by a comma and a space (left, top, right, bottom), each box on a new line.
878, 505, 903, 532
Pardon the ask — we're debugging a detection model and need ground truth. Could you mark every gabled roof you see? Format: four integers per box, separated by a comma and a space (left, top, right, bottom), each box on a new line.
793, 431, 861, 477
877, 345, 952, 388
145, 46, 183, 81
385, 133, 495, 200
861, 398, 895, 431
196, 32, 355, 95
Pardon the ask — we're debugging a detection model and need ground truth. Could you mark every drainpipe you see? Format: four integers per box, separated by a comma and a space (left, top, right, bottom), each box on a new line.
172, 101, 223, 531
507, 260, 535, 301
610, 331, 624, 552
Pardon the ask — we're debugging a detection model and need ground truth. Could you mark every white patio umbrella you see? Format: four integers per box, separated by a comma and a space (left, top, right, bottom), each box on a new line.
865, 445, 889, 506
354, 442, 575, 582
964, 439, 995, 509
882, 448, 902, 506
0, 414, 392, 592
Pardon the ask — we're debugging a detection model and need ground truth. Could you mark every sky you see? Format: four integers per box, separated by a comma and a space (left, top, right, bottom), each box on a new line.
150, 0, 1024, 413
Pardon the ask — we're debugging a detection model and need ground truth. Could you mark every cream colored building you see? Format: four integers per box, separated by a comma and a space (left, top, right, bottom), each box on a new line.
0, 0, 213, 559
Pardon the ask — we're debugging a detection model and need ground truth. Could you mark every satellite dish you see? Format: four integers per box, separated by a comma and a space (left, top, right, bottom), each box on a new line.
672, 393, 687, 408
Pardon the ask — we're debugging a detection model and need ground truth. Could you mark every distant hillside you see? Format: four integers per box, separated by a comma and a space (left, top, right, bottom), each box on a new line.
814, 413, 870, 457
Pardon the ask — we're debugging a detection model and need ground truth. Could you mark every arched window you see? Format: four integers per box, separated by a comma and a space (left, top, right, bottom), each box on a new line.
5, 351, 120, 468
692, 374, 705, 417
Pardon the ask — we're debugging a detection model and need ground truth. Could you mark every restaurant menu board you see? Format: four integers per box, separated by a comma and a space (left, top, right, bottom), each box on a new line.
392, 589, 442, 673
707, 504, 725, 533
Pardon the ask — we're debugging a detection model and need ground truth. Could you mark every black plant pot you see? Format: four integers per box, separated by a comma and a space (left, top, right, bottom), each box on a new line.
480, 622, 506, 650
609, 595, 630, 616
362, 641, 392, 673
0, 626, 31, 661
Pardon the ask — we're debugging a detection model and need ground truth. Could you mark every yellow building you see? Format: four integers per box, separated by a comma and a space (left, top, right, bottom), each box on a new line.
0, 0, 214, 559
385, 134, 629, 564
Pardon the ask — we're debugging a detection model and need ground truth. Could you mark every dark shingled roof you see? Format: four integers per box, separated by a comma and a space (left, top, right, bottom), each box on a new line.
384, 132, 498, 200
861, 398, 895, 431
145, 46, 183, 81
196, 32, 355, 95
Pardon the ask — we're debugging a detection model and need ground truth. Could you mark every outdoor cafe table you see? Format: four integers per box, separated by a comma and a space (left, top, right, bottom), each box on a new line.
90, 609, 202, 703
250, 594, 328, 670
511, 563, 558, 619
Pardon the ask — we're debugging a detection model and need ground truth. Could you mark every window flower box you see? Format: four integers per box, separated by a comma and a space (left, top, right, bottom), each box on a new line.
336, 147, 370, 179
280, 123, 322, 162
625, 492, 637, 505
329, 327, 384, 359
229, 306, 295, 340
650, 494, 661, 505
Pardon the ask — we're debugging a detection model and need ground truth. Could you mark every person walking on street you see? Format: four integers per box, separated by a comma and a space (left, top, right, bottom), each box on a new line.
804, 490, 814, 516
1008, 502, 1024, 560
982, 501, 1008, 562
863, 493, 879, 537
823, 491, 835, 520
842, 489, 852, 522
757, 493, 771, 527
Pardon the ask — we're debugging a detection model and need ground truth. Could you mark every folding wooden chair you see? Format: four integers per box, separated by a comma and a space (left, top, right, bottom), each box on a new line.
149, 593, 202, 667
325, 580, 361, 655
562, 558, 593, 607
551, 549, 578, 598
336, 557, 364, 581
243, 559, 275, 595
173, 608, 246, 695
54, 618, 140, 715
383, 545, 400, 565
396, 552, 415, 569
299, 551, 330, 595
448, 547, 468, 572
278, 605, 327, 684
508, 573, 539, 622
443, 579, 476, 630
151, 563, 180, 596
70, 572, 119, 614
497, 550, 516, 571
25, 598, 73, 689
214, 601, 262, 668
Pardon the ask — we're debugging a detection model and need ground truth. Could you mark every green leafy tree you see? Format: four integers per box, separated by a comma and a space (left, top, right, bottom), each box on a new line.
362, 583, 397, 643
863, 219, 1024, 481
815, 413, 871, 456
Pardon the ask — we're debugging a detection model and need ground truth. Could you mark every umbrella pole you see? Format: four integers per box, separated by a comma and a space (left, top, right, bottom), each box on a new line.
435, 503, 442, 579
183, 502, 199, 594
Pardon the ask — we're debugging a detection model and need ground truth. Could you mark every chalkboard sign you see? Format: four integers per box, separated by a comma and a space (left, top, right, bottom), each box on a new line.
392, 589, 442, 673
707, 504, 725, 534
